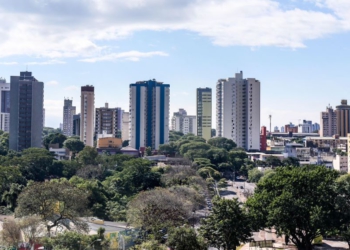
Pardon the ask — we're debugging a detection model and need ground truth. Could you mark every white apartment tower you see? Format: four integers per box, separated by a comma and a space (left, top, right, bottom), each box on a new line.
80, 86, 95, 147
129, 80, 170, 150
0, 78, 10, 132
171, 109, 197, 135
63, 98, 76, 136
216, 71, 260, 150
122, 111, 130, 141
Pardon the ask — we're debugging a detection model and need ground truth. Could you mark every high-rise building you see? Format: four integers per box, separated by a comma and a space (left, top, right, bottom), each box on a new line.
336, 100, 350, 137
300, 120, 313, 133
280, 126, 285, 133
320, 105, 337, 137
129, 80, 170, 150
80, 85, 95, 146
95, 103, 122, 138
260, 126, 267, 151
196, 88, 212, 141
285, 123, 298, 133
122, 111, 130, 141
171, 109, 197, 135
9, 71, 44, 151
0, 78, 10, 132
216, 71, 260, 150
312, 123, 320, 132
73, 114, 80, 136
274, 126, 279, 132
62, 98, 76, 136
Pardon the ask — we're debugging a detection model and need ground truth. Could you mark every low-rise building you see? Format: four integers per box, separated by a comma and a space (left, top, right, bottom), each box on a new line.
283, 143, 310, 162
305, 135, 347, 152
49, 147, 69, 161
97, 137, 123, 155
333, 155, 348, 173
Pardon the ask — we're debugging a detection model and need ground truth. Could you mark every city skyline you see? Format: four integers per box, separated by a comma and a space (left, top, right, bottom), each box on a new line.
0, 0, 350, 129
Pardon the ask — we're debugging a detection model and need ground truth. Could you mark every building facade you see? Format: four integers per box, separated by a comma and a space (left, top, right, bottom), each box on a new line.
73, 114, 80, 136
216, 71, 260, 150
122, 111, 130, 141
129, 80, 170, 150
320, 105, 337, 137
80, 86, 95, 147
95, 103, 122, 139
62, 98, 76, 136
171, 109, 197, 135
336, 100, 350, 137
0, 78, 10, 132
9, 71, 44, 151
196, 88, 212, 141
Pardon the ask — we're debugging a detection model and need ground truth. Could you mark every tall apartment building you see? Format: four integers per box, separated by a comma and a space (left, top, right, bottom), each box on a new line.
73, 114, 80, 136
129, 80, 170, 150
62, 98, 76, 136
171, 109, 197, 135
216, 71, 260, 150
122, 111, 130, 141
95, 103, 122, 138
80, 86, 95, 147
336, 100, 350, 137
320, 105, 337, 137
9, 71, 44, 151
196, 88, 212, 141
0, 78, 10, 132
300, 120, 313, 133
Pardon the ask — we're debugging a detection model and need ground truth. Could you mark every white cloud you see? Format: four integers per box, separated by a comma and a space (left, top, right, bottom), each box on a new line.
0, 62, 18, 65
80, 50, 168, 63
46, 80, 59, 86
64, 85, 79, 91
27, 60, 66, 65
0, 0, 349, 59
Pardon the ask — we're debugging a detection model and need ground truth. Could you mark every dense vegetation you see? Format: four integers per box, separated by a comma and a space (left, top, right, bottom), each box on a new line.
1, 130, 350, 250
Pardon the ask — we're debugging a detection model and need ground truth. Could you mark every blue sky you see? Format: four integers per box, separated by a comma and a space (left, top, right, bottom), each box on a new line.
0, 0, 349, 130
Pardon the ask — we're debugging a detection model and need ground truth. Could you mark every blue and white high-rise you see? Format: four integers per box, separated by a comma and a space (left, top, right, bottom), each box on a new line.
129, 80, 170, 150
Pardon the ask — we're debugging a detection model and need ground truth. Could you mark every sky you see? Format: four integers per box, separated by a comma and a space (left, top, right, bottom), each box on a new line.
0, 0, 350, 130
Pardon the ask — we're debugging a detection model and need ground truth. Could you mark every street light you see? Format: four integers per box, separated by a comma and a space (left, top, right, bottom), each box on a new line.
83, 239, 101, 250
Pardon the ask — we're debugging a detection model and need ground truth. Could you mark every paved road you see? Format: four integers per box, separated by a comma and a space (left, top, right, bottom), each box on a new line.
220, 180, 256, 203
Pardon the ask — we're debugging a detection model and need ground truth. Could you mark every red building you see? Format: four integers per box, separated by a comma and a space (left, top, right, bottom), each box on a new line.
260, 126, 267, 152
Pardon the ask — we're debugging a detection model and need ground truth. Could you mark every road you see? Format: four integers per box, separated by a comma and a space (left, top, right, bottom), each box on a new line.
220, 179, 256, 203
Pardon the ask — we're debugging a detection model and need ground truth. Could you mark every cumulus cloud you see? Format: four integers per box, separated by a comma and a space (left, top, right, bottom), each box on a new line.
80, 51, 168, 62
46, 80, 59, 86
0, 0, 348, 59
27, 60, 66, 65
0, 62, 18, 65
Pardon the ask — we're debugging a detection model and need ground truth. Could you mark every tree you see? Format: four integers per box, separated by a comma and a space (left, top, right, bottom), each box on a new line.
179, 142, 211, 156
246, 165, 340, 250
206, 147, 228, 165
265, 156, 282, 167
18, 148, 55, 181
169, 130, 184, 142
282, 157, 300, 166
158, 142, 177, 156
127, 188, 191, 239
1, 183, 24, 210
19, 216, 46, 249
15, 181, 90, 236
103, 159, 161, 196
1, 219, 22, 248
122, 140, 129, 147
41, 231, 92, 250
248, 168, 264, 183
63, 138, 85, 156
146, 147, 152, 156
208, 137, 236, 151
168, 226, 207, 250
43, 133, 67, 149
199, 197, 252, 250
335, 174, 350, 249
77, 146, 98, 165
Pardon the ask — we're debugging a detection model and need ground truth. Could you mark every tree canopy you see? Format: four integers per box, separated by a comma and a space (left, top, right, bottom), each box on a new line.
246, 165, 340, 250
